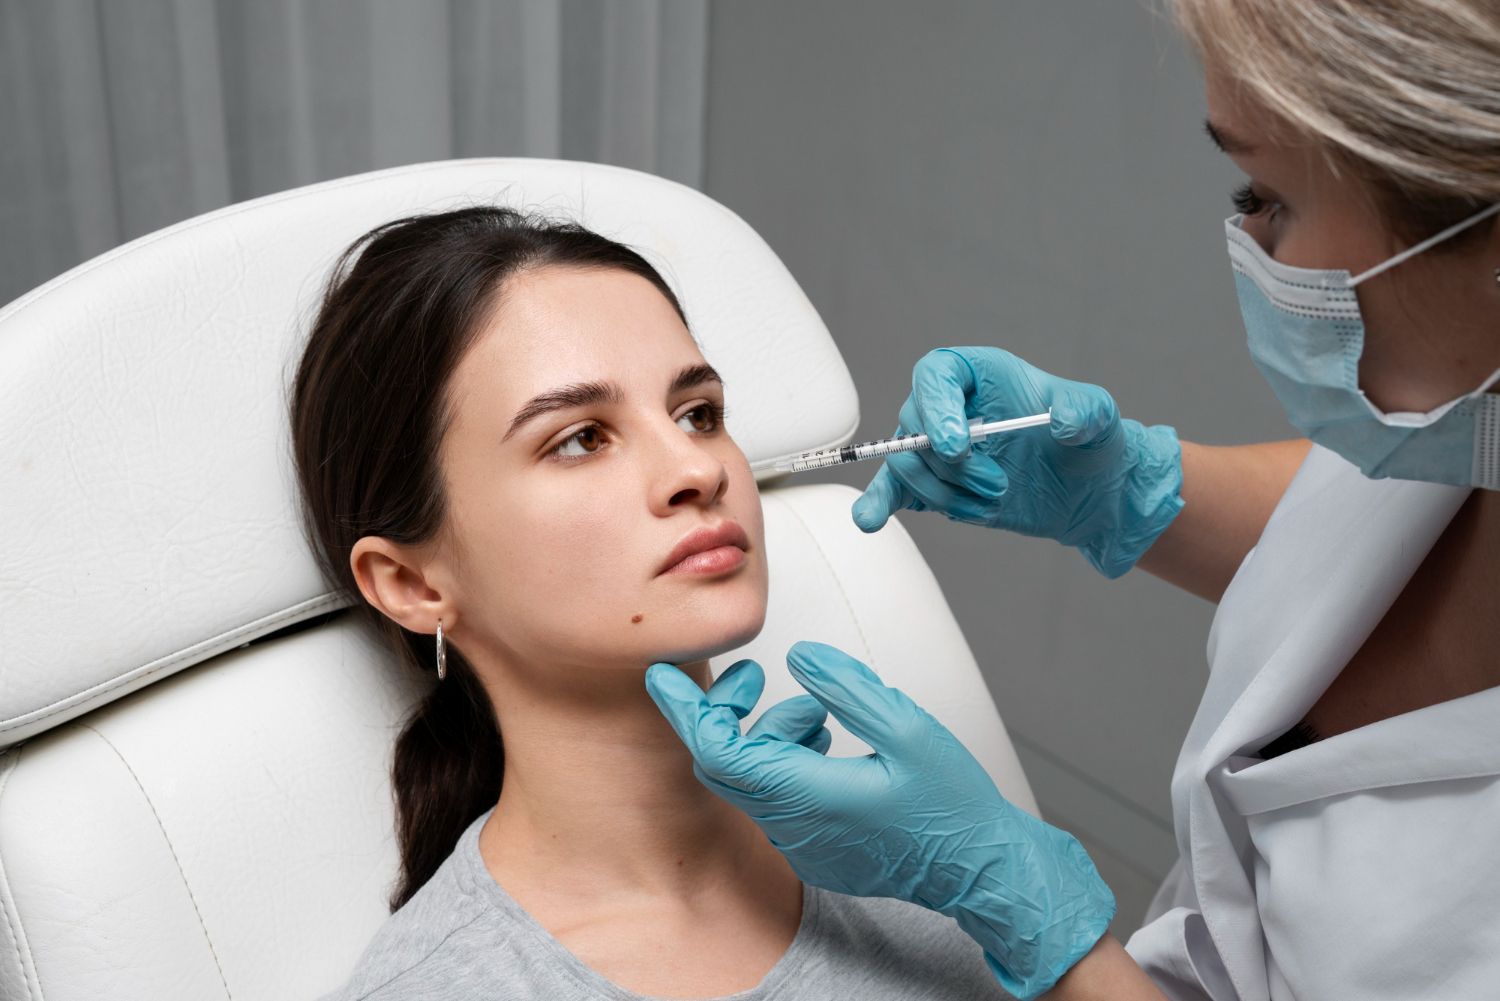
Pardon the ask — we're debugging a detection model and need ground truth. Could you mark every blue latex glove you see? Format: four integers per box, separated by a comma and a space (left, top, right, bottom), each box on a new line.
852, 346, 1185, 579
646, 641, 1115, 1000
704, 657, 833, 755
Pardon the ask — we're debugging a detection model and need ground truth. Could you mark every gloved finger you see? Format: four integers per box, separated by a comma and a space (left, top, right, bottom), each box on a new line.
646, 663, 746, 775
1048, 381, 1119, 449
909, 436, 1008, 499
852, 461, 917, 533
646, 663, 801, 791
782, 641, 929, 758
801, 726, 833, 755
911, 347, 982, 460
706, 658, 766, 720
880, 450, 996, 523
747, 693, 829, 746
894, 397, 1007, 499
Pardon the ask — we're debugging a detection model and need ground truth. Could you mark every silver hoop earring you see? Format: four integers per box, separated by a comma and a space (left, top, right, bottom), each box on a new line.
435, 619, 447, 681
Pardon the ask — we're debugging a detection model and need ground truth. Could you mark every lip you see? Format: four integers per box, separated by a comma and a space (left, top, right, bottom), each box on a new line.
658, 521, 751, 577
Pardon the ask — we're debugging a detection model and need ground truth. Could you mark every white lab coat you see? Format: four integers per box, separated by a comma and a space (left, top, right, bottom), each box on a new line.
1123, 443, 1500, 1000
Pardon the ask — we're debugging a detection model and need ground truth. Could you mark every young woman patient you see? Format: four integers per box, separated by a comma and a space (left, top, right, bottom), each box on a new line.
294, 206, 1012, 1000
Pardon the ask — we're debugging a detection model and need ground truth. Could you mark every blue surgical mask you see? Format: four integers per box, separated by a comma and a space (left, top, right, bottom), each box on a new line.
1226, 202, 1500, 489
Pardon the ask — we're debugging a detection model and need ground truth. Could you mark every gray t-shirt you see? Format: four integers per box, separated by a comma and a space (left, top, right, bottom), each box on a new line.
318, 806, 1014, 1000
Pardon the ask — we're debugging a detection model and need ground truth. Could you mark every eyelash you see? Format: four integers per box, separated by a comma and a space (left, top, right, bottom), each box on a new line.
545, 401, 728, 460
1231, 182, 1279, 218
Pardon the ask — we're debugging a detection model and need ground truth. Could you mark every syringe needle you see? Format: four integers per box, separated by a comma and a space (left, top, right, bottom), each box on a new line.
751, 410, 1051, 475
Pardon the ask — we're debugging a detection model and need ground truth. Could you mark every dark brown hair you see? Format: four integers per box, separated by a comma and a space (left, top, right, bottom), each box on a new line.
288, 205, 686, 912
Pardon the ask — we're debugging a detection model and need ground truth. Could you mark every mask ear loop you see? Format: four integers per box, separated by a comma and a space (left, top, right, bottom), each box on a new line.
1349, 203, 1500, 288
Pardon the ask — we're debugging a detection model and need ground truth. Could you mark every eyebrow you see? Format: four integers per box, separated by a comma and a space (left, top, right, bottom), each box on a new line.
502, 362, 724, 442
1204, 119, 1256, 155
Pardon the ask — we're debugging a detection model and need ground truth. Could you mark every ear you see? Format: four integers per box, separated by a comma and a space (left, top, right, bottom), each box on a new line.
349, 535, 454, 636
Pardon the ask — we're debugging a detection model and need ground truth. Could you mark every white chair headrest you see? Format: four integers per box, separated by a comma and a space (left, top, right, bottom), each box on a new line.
0, 158, 858, 750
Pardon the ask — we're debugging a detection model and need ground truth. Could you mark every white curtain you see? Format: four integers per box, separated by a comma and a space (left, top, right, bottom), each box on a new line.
0, 0, 709, 305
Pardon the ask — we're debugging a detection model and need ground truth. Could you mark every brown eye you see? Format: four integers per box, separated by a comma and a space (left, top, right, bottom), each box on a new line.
676, 403, 722, 434
551, 424, 607, 458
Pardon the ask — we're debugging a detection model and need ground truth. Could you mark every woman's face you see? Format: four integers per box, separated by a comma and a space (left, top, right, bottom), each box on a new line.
1203, 65, 1500, 414
427, 264, 767, 676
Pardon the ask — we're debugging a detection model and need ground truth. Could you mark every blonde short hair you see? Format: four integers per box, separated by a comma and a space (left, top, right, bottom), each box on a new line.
1168, 0, 1500, 239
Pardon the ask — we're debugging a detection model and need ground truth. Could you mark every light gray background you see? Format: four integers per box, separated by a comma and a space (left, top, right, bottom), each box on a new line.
3, 0, 1298, 937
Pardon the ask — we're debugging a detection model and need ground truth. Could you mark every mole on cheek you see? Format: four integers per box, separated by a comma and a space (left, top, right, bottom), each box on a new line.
631, 613, 644, 624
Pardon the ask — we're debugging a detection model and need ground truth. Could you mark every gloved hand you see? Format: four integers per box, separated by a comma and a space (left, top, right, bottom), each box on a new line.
851, 346, 1185, 578
702, 657, 832, 755
646, 641, 1115, 1001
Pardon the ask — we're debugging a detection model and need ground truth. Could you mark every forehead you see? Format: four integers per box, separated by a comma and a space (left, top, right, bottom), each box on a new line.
450, 264, 703, 417
1203, 61, 1310, 154
1203, 64, 1340, 190
1203, 65, 1265, 139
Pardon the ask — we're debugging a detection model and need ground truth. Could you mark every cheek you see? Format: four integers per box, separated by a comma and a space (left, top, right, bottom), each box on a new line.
1273, 193, 1391, 274
461, 456, 770, 667
461, 473, 642, 656
511, 475, 638, 595
734, 473, 768, 562
1269, 217, 1340, 270
1349, 281, 1445, 412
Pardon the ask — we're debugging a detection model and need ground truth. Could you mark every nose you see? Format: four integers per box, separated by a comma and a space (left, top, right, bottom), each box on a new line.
647, 417, 729, 513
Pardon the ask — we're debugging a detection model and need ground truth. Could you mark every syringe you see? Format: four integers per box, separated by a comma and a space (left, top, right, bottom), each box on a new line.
750, 410, 1052, 475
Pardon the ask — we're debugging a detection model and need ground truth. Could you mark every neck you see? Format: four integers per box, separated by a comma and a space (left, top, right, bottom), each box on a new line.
1424, 485, 1500, 657
476, 657, 797, 904
1305, 484, 1500, 740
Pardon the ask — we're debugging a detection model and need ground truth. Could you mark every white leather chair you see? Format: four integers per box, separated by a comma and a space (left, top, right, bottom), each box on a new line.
0, 158, 1035, 1000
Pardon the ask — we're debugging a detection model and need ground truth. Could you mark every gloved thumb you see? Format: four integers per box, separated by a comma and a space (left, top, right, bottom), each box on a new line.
704, 661, 829, 751
705, 658, 766, 720
645, 663, 751, 784
852, 462, 909, 533
783, 641, 928, 757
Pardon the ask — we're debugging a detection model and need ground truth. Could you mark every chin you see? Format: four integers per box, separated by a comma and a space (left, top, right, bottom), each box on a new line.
643, 604, 766, 666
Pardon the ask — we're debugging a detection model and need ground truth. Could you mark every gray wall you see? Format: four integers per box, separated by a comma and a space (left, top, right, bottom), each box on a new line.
702, 0, 1297, 935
